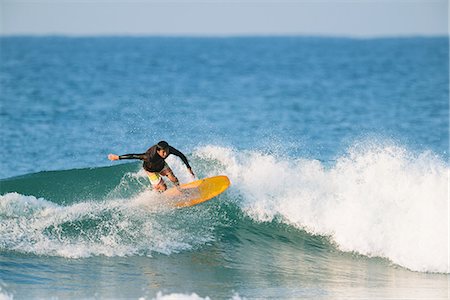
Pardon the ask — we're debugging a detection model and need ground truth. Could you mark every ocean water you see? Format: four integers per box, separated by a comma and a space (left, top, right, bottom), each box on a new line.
0, 37, 448, 299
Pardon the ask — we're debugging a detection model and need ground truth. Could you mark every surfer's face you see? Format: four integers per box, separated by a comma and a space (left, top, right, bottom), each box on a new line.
157, 148, 169, 158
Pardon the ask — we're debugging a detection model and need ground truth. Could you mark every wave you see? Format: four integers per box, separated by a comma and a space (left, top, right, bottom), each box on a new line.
197, 143, 448, 274
0, 142, 448, 273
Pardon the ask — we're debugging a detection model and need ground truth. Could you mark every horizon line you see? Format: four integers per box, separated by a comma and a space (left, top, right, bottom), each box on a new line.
1, 33, 448, 40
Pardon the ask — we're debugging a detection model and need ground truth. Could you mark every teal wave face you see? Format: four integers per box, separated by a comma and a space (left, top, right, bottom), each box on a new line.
0, 163, 144, 205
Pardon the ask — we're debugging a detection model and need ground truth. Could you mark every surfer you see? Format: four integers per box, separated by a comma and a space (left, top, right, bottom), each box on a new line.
108, 141, 195, 192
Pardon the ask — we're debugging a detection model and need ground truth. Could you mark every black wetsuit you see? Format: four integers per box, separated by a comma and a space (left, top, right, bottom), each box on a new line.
118, 145, 191, 173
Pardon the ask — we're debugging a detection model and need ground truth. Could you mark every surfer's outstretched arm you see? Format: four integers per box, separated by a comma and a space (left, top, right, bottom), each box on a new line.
168, 146, 195, 177
108, 153, 146, 161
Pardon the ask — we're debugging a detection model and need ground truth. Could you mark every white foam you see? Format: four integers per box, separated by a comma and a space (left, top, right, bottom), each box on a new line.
0, 190, 215, 258
194, 144, 449, 273
0, 287, 13, 300
152, 292, 210, 300
149, 292, 244, 300
0, 292, 13, 300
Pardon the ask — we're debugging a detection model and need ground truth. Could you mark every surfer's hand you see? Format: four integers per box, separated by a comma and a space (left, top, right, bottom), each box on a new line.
188, 168, 195, 178
108, 154, 119, 161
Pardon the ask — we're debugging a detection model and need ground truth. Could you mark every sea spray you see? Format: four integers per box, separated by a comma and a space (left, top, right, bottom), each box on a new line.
150, 292, 244, 300
195, 144, 449, 273
0, 192, 215, 258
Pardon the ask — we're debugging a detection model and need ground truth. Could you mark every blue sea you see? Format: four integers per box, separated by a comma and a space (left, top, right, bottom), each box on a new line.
0, 36, 448, 299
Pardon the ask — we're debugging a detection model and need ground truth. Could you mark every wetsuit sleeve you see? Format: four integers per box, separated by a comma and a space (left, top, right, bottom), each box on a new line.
118, 153, 147, 160
168, 146, 191, 169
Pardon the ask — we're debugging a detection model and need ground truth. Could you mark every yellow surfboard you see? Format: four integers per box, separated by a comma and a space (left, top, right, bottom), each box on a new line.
164, 175, 230, 207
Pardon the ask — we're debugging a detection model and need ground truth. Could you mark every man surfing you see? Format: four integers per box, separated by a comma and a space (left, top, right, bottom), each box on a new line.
108, 141, 195, 192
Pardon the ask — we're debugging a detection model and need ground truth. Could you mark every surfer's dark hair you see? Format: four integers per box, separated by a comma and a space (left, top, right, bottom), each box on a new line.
157, 141, 169, 150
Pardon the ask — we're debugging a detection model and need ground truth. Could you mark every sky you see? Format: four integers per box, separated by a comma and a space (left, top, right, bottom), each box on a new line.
0, 0, 448, 37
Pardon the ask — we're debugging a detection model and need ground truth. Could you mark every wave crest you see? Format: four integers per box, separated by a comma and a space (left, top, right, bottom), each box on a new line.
195, 143, 448, 273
